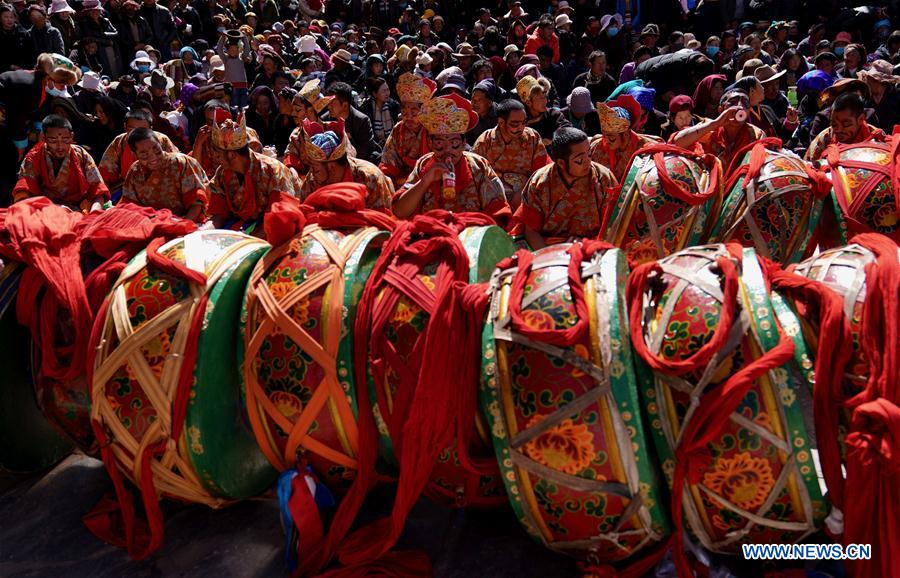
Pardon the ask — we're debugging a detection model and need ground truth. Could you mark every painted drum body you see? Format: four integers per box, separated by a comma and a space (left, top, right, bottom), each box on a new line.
636, 245, 827, 552
480, 244, 669, 560
711, 147, 824, 263
241, 225, 387, 493
607, 149, 722, 265
0, 263, 74, 472
368, 225, 514, 508
91, 230, 275, 504
819, 142, 900, 246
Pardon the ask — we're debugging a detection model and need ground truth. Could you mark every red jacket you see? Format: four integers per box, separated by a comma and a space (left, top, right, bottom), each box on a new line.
524, 30, 560, 64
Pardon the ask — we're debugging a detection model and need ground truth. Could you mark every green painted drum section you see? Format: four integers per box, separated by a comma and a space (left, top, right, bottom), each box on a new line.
709, 148, 823, 263
186, 246, 277, 498
636, 245, 826, 553
0, 264, 73, 472
367, 225, 514, 508
238, 227, 387, 493
99, 231, 274, 500
606, 151, 721, 265
480, 245, 669, 560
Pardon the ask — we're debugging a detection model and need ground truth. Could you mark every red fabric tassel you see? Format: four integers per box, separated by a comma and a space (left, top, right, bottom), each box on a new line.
841, 233, 900, 578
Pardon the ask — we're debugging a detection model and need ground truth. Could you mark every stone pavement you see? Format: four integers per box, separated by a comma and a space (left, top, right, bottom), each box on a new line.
0, 454, 577, 578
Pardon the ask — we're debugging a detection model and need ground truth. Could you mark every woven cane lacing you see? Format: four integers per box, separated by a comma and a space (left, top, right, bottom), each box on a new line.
243, 225, 376, 472
91, 232, 267, 507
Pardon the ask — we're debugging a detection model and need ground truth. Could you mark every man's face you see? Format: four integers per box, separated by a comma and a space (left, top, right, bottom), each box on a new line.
291, 99, 308, 123
29, 10, 46, 28
44, 126, 73, 159
831, 108, 864, 143
273, 76, 289, 92
528, 90, 548, 114
588, 21, 600, 35
591, 55, 607, 75
539, 25, 552, 41
327, 98, 348, 119
559, 138, 590, 178
603, 130, 627, 150
507, 53, 521, 70
499, 109, 525, 139
134, 138, 164, 170
125, 118, 151, 133
428, 133, 465, 165
400, 101, 421, 126
763, 80, 779, 100
308, 160, 343, 185
471, 91, 491, 116
818, 59, 834, 75
538, 54, 552, 71
748, 81, 764, 106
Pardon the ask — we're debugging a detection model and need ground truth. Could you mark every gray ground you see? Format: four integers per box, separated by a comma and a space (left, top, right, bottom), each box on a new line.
0, 454, 577, 578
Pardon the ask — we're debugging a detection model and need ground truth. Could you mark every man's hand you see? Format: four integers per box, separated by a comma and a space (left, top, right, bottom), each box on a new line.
715, 106, 742, 127
89, 200, 104, 213
785, 106, 799, 125
421, 159, 450, 186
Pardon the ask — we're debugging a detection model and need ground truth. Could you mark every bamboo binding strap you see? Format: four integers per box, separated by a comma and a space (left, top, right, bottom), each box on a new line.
839, 234, 899, 578
604, 143, 722, 264
245, 183, 396, 472
627, 245, 799, 577
823, 134, 900, 240
86, 233, 262, 560
293, 211, 494, 576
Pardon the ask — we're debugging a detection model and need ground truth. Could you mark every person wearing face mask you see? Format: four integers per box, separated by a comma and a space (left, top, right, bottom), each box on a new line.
394, 93, 511, 225
832, 31, 851, 61
378, 73, 434, 187
671, 89, 766, 170
473, 99, 550, 209
13, 114, 108, 213
589, 95, 661, 182
208, 115, 302, 233
661, 95, 702, 141
597, 13, 626, 73
515, 127, 617, 249
121, 127, 209, 221
297, 121, 394, 211
805, 93, 886, 162
0, 53, 81, 167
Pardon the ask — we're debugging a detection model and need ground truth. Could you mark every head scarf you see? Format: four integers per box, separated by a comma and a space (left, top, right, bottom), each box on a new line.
692, 74, 727, 112
605, 79, 644, 102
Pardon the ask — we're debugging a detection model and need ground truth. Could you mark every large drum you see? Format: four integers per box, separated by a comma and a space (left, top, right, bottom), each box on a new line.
481, 243, 668, 561
90, 230, 275, 556
818, 141, 900, 246
711, 142, 826, 263
606, 144, 722, 265
790, 236, 900, 517
241, 224, 388, 493
361, 217, 514, 508
0, 262, 74, 472
632, 244, 827, 553
480, 242, 669, 561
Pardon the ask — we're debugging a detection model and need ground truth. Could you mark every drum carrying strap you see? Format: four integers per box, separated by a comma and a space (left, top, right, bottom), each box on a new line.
627, 244, 797, 577
293, 211, 492, 577
84, 235, 254, 560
